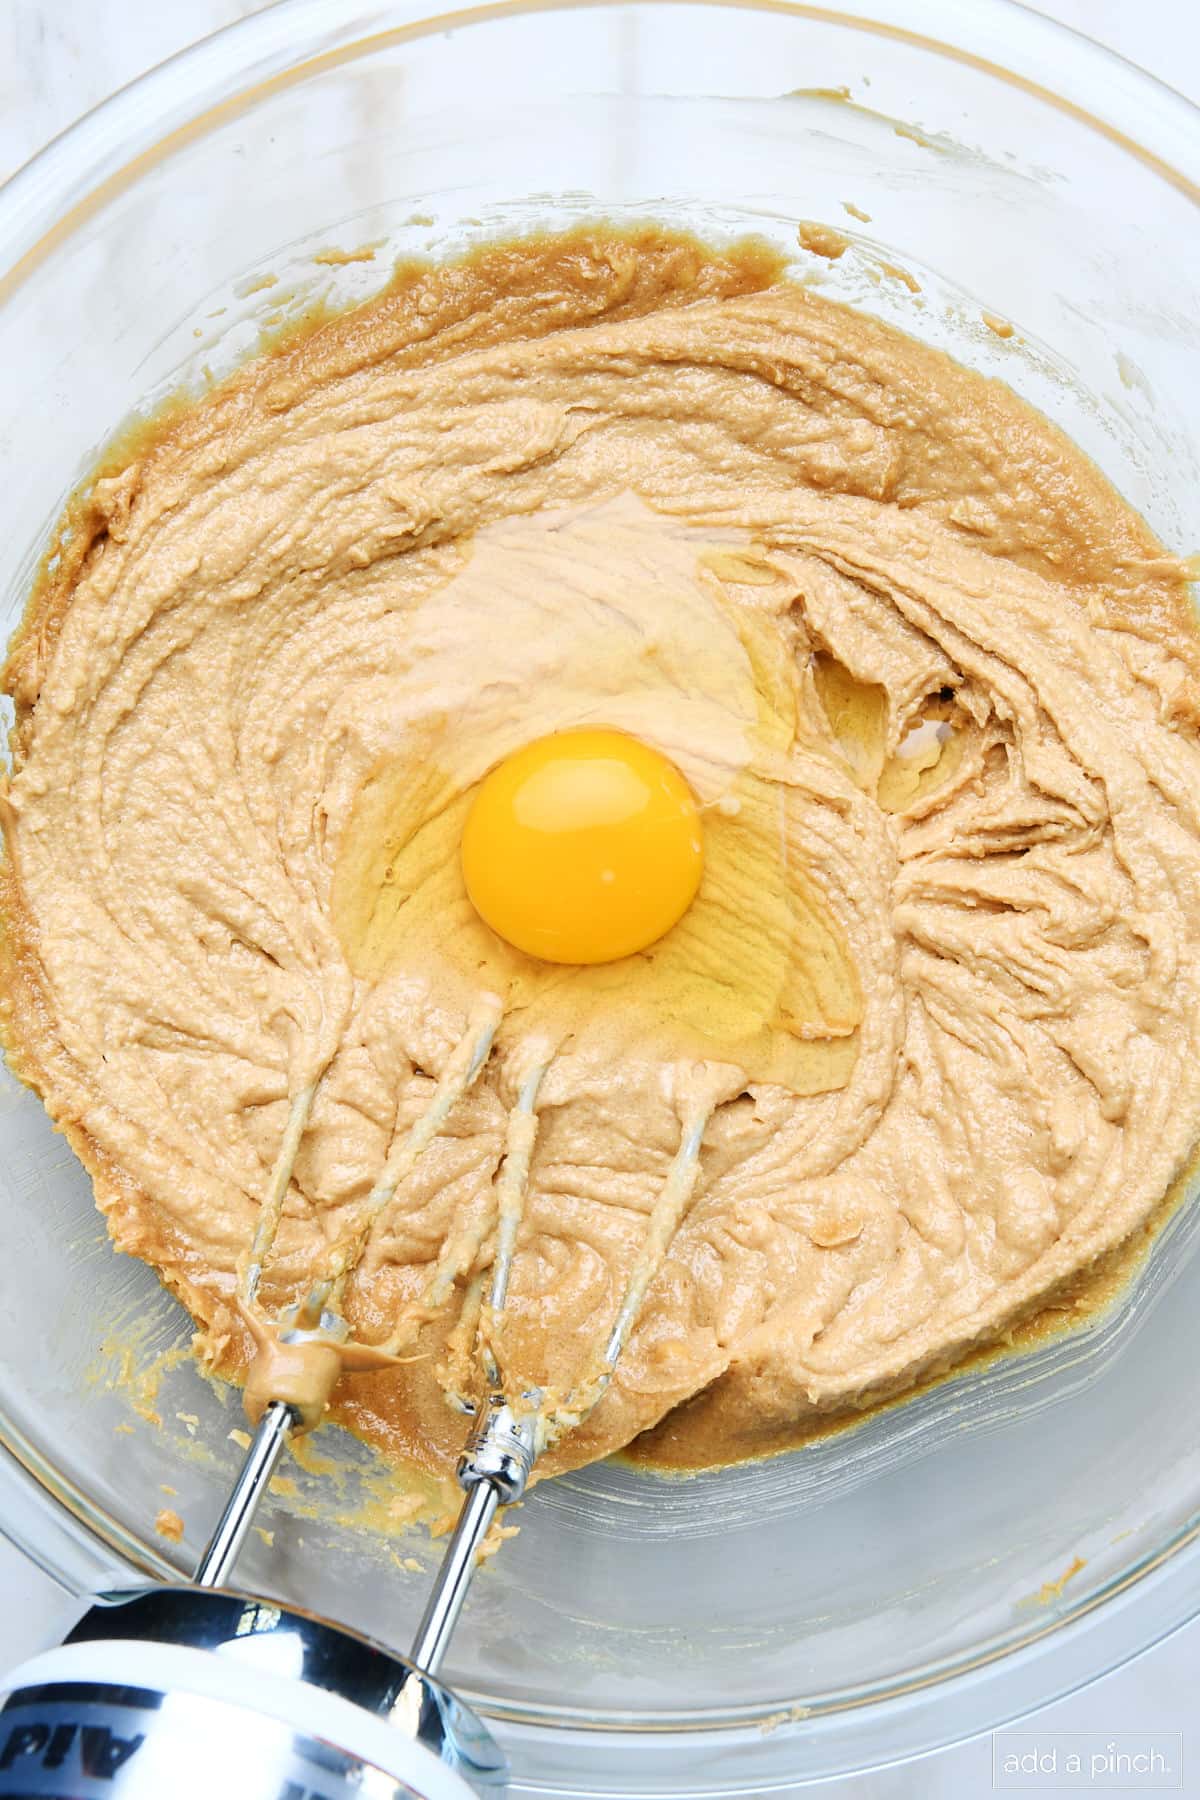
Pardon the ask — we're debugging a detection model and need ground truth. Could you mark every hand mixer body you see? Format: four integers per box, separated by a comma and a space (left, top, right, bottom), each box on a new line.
0, 1586, 505, 1800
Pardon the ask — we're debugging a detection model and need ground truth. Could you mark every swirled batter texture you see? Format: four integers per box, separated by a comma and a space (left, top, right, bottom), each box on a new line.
4, 229, 1200, 1480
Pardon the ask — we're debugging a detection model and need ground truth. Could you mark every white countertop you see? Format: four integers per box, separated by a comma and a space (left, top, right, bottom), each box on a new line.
0, 4, 1197, 1796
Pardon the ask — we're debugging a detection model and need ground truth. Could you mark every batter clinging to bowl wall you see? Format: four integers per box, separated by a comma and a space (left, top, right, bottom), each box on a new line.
3, 225, 1200, 1487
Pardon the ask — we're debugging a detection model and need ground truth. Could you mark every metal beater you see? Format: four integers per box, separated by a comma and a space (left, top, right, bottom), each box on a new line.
0, 1006, 717, 1799
201, 998, 716, 1675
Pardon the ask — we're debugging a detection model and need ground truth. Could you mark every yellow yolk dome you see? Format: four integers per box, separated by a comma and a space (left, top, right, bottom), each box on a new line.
461, 729, 704, 965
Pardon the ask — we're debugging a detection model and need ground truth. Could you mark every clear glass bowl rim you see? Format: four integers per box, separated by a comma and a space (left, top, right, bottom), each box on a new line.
0, 0, 1199, 1761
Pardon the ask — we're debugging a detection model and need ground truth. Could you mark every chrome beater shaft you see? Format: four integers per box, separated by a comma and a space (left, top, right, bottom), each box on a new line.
193, 1398, 294, 1589
190, 1396, 540, 1683
410, 1401, 541, 1677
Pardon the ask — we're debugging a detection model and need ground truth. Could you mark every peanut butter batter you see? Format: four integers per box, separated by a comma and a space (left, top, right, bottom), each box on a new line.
4, 227, 1200, 1483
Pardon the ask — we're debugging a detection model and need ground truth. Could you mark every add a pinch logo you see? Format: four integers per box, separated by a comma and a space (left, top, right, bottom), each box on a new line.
992, 1732, 1184, 1791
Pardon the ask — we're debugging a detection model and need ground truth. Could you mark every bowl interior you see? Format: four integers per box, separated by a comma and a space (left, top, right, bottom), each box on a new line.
2, 3, 1200, 1789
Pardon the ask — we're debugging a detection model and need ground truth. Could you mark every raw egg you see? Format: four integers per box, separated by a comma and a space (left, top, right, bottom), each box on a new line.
461, 729, 704, 964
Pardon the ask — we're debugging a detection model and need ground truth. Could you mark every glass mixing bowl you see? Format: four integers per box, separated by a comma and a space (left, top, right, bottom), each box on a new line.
1, 1, 1199, 1791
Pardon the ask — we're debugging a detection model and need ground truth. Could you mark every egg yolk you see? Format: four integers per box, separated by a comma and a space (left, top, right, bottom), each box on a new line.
461, 729, 704, 965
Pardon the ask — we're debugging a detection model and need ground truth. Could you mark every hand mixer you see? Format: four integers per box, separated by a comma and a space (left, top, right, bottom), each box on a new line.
0, 729, 723, 1800
0, 723, 723, 1792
